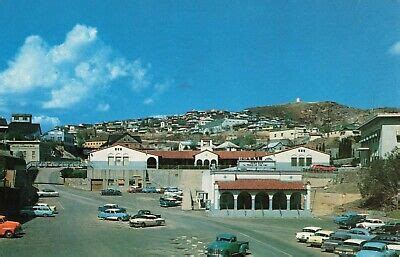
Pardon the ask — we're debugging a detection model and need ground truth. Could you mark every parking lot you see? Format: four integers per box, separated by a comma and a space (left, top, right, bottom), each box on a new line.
1, 185, 336, 256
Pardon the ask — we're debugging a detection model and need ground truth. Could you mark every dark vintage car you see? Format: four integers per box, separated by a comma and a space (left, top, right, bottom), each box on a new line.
334, 212, 366, 229
335, 239, 367, 257
206, 233, 249, 257
321, 231, 351, 252
159, 197, 180, 207
100, 188, 122, 196
131, 210, 161, 219
98, 204, 126, 213
374, 221, 400, 235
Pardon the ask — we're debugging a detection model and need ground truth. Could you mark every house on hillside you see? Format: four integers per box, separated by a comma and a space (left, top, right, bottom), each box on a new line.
7, 114, 41, 140
358, 113, 400, 166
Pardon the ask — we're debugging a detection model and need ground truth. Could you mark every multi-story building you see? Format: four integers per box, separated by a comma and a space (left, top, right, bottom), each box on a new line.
269, 126, 308, 141
7, 140, 40, 163
358, 113, 400, 166
42, 129, 75, 147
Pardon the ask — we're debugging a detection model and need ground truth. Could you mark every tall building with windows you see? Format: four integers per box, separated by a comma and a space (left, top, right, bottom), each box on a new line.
358, 113, 400, 166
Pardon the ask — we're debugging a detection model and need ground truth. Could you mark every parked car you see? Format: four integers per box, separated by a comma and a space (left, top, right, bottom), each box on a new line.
321, 231, 351, 252
129, 214, 165, 228
100, 188, 122, 196
369, 234, 400, 254
98, 204, 126, 213
141, 186, 158, 193
160, 197, 180, 207
132, 210, 161, 219
98, 208, 130, 221
335, 212, 366, 229
374, 221, 400, 235
206, 233, 249, 257
20, 205, 55, 217
0, 215, 22, 238
356, 242, 397, 257
345, 228, 376, 241
127, 186, 142, 193
335, 239, 367, 257
37, 188, 59, 197
36, 203, 58, 214
307, 230, 334, 247
310, 164, 337, 172
295, 226, 322, 242
356, 219, 385, 230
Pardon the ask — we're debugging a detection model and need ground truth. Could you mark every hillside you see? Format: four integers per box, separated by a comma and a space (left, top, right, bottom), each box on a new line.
248, 101, 399, 131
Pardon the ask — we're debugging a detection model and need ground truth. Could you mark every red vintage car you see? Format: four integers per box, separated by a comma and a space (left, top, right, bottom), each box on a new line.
0, 215, 22, 238
310, 164, 337, 172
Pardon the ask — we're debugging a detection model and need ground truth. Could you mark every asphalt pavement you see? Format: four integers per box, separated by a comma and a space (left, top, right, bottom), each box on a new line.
0, 183, 337, 257
2, 168, 337, 256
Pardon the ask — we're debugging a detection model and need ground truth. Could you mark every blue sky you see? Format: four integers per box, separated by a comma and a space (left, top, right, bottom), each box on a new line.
0, 1, 399, 130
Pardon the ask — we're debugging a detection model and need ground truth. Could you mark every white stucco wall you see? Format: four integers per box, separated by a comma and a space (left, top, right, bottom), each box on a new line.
195, 150, 219, 166
379, 125, 400, 158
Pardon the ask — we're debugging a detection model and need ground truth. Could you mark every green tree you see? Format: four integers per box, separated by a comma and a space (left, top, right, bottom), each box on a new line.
357, 151, 400, 209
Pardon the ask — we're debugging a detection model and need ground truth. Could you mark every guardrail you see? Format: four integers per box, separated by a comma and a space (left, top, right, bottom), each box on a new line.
27, 161, 87, 169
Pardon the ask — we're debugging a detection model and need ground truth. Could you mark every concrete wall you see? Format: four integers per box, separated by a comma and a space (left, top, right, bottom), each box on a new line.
380, 125, 400, 158
64, 178, 90, 191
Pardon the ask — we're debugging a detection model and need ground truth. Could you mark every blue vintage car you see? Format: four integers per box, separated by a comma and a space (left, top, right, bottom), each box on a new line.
356, 242, 397, 257
345, 228, 376, 241
98, 209, 130, 221
142, 186, 157, 193
20, 205, 55, 217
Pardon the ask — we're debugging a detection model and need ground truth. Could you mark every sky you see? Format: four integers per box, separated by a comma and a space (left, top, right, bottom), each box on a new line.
0, 1, 399, 131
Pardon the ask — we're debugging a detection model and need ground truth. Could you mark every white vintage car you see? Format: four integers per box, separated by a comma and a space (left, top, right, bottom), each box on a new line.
37, 188, 59, 197
356, 218, 385, 230
307, 230, 334, 247
295, 226, 322, 242
129, 214, 165, 228
35, 203, 58, 213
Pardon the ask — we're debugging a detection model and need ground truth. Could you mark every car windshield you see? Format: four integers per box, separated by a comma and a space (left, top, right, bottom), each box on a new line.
362, 246, 382, 252
302, 229, 316, 232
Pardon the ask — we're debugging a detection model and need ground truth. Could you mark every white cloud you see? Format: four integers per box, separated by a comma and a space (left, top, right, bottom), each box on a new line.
32, 115, 60, 127
143, 98, 154, 105
97, 103, 110, 112
389, 41, 400, 55
0, 24, 154, 109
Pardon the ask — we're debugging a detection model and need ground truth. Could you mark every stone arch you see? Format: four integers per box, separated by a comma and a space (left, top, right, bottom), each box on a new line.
255, 192, 269, 210
290, 192, 302, 210
272, 191, 287, 210
237, 191, 252, 210
196, 159, 203, 166
147, 157, 157, 169
203, 159, 210, 166
220, 192, 234, 210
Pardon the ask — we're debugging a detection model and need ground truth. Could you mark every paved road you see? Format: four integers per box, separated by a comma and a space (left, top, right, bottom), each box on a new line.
0, 184, 336, 257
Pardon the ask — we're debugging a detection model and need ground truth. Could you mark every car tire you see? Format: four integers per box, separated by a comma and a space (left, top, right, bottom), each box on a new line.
140, 222, 146, 228
118, 217, 122, 221
4, 231, 13, 238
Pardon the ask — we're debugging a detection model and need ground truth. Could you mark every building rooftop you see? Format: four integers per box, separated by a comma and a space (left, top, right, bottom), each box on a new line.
358, 113, 400, 130
216, 179, 305, 190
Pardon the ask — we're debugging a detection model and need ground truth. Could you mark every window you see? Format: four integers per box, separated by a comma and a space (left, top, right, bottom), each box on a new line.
291, 157, 297, 166
108, 156, 114, 166
306, 157, 312, 166
397, 135, 400, 143
123, 156, 129, 166
32, 151, 36, 159
298, 157, 305, 166
115, 156, 122, 166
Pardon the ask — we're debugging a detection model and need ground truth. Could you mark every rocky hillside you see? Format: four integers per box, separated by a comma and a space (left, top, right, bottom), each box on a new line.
248, 101, 399, 131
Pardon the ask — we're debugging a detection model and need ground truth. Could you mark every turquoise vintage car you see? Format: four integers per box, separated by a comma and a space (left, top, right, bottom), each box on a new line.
98, 208, 130, 221
20, 205, 55, 217
206, 233, 249, 257
356, 242, 397, 257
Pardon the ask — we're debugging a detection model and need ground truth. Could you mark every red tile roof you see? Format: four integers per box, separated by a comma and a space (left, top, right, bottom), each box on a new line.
216, 151, 268, 160
145, 150, 268, 160
216, 179, 305, 190
146, 150, 199, 159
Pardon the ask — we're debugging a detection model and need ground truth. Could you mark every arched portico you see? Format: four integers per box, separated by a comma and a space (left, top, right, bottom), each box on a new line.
220, 192, 234, 210
255, 192, 269, 210
237, 191, 252, 210
272, 192, 287, 210
290, 192, 302, 210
